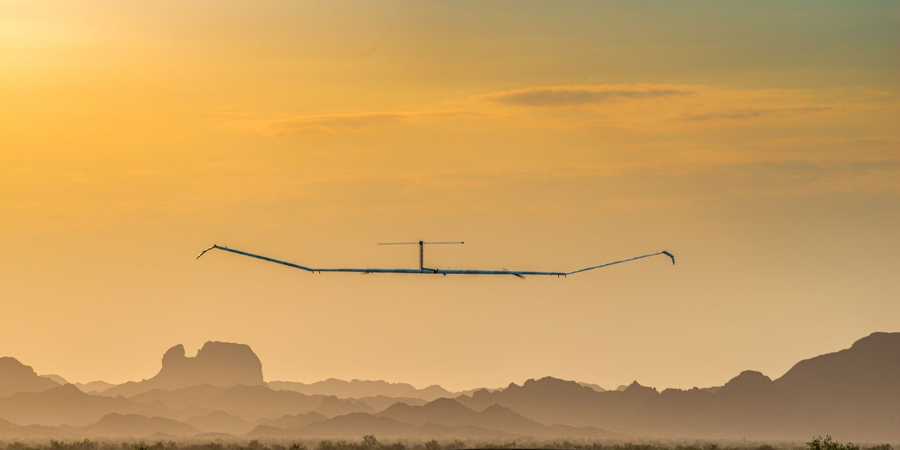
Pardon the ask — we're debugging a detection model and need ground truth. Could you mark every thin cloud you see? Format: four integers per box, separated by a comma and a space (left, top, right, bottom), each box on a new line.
268, 113, 406, 134
483, 85, 691, 107
682, 106, 831, 121
262, 110, 486, 135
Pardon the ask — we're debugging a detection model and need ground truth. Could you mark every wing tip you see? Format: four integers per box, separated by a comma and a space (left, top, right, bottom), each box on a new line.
196, 245, 218, 260
661, 250, 675, 265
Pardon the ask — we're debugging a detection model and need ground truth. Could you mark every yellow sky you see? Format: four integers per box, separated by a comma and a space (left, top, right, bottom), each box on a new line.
2, 1, 899, 391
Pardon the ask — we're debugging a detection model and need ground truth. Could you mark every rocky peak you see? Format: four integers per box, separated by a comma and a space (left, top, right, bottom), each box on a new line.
777, 332, 900, 388
155, 341, 264, 388
623, 381, 659, 397
0, 357, 60, 397
101, 341, 264, 397
719, 370, 773, 395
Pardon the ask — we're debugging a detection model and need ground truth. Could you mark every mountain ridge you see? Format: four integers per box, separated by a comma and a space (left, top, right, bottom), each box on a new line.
269, 378, 453, 401
0, 357, 61, 398
0, 331, 898, 440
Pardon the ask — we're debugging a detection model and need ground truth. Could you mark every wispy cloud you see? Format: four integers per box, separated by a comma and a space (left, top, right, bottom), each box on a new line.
268, 113, 406, 134
260, 110, 486, 135
482, 85, 691, 107
682, 106, 831, 121
240, 84, 875, 139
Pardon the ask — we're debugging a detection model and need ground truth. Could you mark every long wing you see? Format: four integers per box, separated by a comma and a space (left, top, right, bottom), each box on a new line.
197, 245, 423, 273
197, 244, 674, 277
432, 251, 674, 277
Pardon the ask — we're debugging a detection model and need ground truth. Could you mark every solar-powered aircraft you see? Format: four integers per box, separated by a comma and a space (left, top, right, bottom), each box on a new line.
197, 241, 674, 278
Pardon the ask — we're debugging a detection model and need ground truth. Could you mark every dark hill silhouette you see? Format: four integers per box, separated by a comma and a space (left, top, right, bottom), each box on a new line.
127, 384, 369, 422
615, 387, 715, 438
247, 412, 517, 440
0, 417, 72, 439
193, 431, 233, 439
184, 410, 254, 434
378, 398, 477, 426
479, 404, 550, 435
312, 395, 375, 417
777, 331, 900, 389
266, 412, 416, 438
250, 408, 618, 440
408, 423, 515, 440
644, 333, 900, 441
73, 413, 199, 437
718, 370, 773, 396
454, 333, 900, 441
456, 376, 658, 428
76, 381, 116, 393
578, 382, 606, 392
41, 374, 69, 386
269, 379, 452, 401
245, 424, 297, 438
129, 385, 318, 421
0, 357, 60, 397
103, 342, 264, 397
258, 411, 326, 429
0, 384, 154, 426
378, 398, 619, 438
138, 399, 210, 421
354, 395, 428, 411
452, 386, 502, 397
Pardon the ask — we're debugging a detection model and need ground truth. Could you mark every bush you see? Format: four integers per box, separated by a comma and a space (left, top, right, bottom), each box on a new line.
807, 436, 860, 450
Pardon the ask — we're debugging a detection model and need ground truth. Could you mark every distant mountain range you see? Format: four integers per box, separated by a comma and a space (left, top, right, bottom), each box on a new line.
268, 379, 453, 401
457, 332, 900, 441
1, 332, 898, 441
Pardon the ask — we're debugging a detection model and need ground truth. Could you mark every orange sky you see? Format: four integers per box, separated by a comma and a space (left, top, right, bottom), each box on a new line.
2, 1, 899, 392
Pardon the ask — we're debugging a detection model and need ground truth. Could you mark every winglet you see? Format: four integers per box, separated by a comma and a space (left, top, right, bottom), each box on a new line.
197, 245, 218, 260
661, 250, 675, 265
